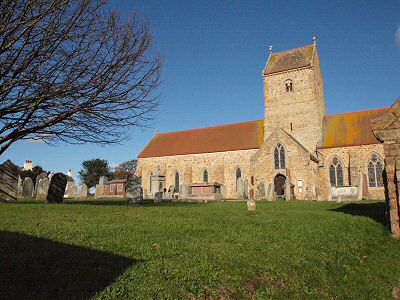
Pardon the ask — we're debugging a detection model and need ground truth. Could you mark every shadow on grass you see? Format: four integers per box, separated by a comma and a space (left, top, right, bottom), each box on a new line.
330, 202, 386, 226
0, 231, 136, 299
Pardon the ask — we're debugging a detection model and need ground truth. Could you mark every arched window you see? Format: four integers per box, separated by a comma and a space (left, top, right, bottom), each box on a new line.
368, 153, 384, 187
329, 156, 344, 187
175, 172, 180, 192
285, 80, 293, 92
149, 172, 153, 192
274, 143, 286, 169
235, 168, 242, 191
203, 170, 208, 183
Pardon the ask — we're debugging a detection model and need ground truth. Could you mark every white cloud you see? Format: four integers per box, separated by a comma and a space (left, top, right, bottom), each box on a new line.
396, 25, 400, 46
110, 162, 120, 168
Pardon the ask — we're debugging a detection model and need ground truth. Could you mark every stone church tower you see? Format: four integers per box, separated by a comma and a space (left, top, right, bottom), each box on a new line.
262, 38, 326, 152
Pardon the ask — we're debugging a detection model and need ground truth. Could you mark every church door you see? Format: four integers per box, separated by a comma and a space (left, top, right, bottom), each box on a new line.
274, 174, 286, 199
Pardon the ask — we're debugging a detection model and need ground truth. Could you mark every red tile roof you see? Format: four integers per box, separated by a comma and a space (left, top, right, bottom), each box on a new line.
319, 107, 388, 149
138, 120, 264, 158
263, 44, 314, 75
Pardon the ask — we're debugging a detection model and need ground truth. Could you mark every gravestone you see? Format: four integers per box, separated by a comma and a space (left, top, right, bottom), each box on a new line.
0, 160, 19, 202
154, 192, 163, 203
34, 172, 47, 196
68, 182, 78, 198
255, 182, 265, 200
22, 177, 34, 197
247, 199, 256, 211
236, 177, 244, 198
126, 176, 143, 204
243, 179, 249, 199
47, 173, 67, 203
284, 176, 291, 200
36, 177, 50, 200
80, 184, 88, 198
357, 172, 363, 200
266, 182, 275, 201
179, 183, 189, 199
17, 175, 22, 198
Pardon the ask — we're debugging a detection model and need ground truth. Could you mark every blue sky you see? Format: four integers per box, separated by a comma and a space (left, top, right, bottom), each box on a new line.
3, 0, 400, 182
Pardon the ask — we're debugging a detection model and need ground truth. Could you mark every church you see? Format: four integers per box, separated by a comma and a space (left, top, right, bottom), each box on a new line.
136, 38, 387, 201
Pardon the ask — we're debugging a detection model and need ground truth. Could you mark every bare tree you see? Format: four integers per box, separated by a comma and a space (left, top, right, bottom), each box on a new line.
0, 0, 161, 156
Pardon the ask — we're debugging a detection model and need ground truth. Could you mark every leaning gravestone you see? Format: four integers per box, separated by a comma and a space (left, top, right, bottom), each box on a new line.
237, 177, 244, 199
80, 184, 88, 198
127, 176, 143, 204
46, 173, 67, 203
255, 182, 265, 200
0, 160, 19, 202
36, 177, 50, 200
22, 177, 34, 197
34, 172, 47, 196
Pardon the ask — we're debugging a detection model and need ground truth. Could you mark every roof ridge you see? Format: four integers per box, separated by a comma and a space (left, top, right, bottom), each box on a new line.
270, 44, 313, 56
157, 119, 263, 135
325, 106, 388, 117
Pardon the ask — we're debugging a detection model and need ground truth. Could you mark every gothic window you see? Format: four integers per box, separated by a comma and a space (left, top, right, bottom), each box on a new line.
235, 167, 242, 191
274, 143, 286, 169
175, 172, 180, 192
285, 80, 293, 92
329, 156, 344, 187
203, 170, 208, 183
368, 153, 384, 187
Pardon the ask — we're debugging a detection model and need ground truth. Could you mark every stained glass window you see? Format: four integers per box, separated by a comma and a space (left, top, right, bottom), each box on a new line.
329, 156, 344, 187
368, 153, 384, 187
175, 172, 180, 192
274, 143, 286, 169
203, 170, 208, 183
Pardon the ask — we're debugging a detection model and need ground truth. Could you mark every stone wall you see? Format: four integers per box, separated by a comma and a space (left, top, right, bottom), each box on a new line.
137, 149, 257, 199
318, 143, 385, 200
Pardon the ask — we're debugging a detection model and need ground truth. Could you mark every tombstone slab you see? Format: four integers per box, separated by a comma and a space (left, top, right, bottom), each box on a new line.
34, 172, 47, 197
47, 173, 67, 203
22, 177, 34, 198
36, 178, 50, 200
179, 183, 189, 199
0, 160, 19, 202
154, 192, 163, 203
243, 179, 249, 199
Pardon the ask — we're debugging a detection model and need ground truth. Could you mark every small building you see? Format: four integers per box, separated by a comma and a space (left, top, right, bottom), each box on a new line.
96, 178, 127, 198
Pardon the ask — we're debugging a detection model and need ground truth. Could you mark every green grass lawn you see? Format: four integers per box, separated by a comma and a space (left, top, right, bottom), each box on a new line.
0, 199, 399, 299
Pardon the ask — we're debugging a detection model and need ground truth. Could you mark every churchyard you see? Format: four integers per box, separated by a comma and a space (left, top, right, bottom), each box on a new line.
1, 198, 399, 299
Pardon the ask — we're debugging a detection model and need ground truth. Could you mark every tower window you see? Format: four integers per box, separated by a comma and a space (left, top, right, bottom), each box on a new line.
285, 80, 293, 92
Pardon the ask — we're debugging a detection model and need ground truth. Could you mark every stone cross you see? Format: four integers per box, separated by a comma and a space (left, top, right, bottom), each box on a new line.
36, 177, 50, 201
22, 177, 34, 198
47, 173, 67, 203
